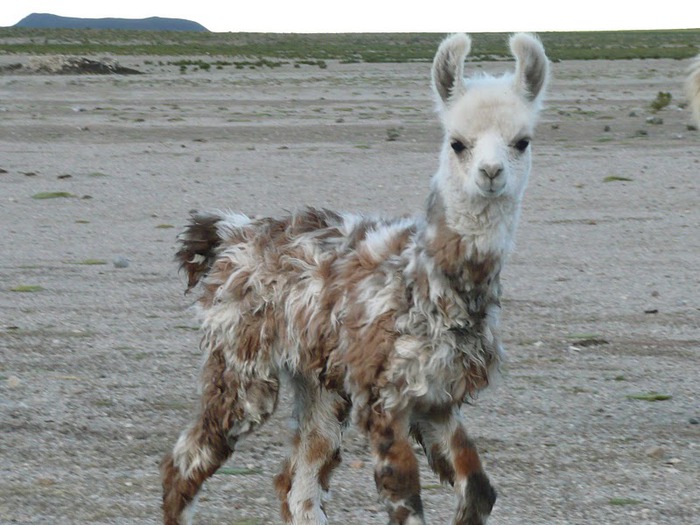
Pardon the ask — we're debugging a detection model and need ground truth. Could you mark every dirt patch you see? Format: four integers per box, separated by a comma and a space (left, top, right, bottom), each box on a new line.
1, 55, 698, 524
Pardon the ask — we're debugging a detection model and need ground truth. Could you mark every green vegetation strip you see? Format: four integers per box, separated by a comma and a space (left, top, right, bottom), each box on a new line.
1, 28, 698, 61
10, 285, 44, 292
609, 498, 641, 506
32, 191, 75, 199
217, 467, 262, 475
627, 392, 672, 401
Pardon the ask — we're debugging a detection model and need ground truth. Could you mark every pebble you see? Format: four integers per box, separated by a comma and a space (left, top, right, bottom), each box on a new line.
113, 256, 130, 268
7, 375, 21, 388
645, 446, 665, 459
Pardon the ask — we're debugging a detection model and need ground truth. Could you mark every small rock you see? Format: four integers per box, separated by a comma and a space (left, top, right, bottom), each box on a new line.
113, 256, 130, 269
646, 116, 663, 125
7, 375, 21, 388
645, 446, 665, 459
689, 417, 699, 425
603, 125, 611, 132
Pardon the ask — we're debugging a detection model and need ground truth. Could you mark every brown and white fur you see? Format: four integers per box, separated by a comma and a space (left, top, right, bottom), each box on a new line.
687, 54, 700, 125
161, 33, 549, 525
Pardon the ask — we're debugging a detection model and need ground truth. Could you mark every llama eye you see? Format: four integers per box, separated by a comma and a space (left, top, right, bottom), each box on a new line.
450, 140, 467, 154
513, 138, 530, 152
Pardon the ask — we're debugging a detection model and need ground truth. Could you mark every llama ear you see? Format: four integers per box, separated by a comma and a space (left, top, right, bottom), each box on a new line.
432, 33, 471, 105
510, 33, 549, 103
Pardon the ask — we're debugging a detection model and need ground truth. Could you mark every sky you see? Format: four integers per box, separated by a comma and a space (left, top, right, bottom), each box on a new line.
1, 1, 698, 33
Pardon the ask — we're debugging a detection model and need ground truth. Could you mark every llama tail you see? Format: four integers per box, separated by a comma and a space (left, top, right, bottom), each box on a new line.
688, 55, 700, 126
175, 210, 250, 292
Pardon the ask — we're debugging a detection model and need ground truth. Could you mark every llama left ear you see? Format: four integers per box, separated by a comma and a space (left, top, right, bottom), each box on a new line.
432, 33, 471, 106
510, 33, 549, 104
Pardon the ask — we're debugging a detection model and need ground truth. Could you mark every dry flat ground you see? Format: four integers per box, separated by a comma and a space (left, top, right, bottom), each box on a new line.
1, 54, 699, 525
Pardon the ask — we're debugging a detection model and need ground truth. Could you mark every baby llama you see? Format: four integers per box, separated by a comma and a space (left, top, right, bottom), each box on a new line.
161, 32, 550, 525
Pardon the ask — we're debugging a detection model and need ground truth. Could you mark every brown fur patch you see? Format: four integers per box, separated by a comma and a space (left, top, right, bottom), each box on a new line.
317, 448, 342, 492
451, 426, 482, 478
273, 459, 294, 523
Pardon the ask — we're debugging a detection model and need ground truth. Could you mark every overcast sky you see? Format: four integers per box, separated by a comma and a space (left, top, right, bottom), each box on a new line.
2, 0, 697, 33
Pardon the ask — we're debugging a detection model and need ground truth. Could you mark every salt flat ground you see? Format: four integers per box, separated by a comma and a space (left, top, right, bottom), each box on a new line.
1, 55, 698, 524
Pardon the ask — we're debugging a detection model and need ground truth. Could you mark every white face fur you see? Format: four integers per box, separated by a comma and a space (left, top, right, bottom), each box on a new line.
432, 33, 549, 214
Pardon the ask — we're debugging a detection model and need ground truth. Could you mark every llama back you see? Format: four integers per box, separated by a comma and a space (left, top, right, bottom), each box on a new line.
176, 207, 419, 373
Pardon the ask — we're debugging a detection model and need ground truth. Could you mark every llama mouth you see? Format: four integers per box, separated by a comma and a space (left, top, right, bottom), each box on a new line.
477, 182, 506, 198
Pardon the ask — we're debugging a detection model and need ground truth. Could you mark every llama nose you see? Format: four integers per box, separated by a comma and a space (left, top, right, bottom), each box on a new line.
479, 163, 504, 180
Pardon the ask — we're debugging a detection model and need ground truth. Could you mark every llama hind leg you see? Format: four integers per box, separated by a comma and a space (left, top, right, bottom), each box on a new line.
161, 359, 279, 525
274, 384, 350, 524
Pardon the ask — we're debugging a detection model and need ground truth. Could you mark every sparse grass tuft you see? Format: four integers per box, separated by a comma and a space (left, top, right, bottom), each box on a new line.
650, 91, 672, 112
217, 467, 262, 476
603, 175, 633, 182
609, 498, 642, 506
10, 285, 44, 292
72, 259, 108, 265
32, 191, 75, 199
627, 392, 672, 401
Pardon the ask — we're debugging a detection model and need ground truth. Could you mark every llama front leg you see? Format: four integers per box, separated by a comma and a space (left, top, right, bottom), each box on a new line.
367, 410, 425, 525
412, 409, 496, 525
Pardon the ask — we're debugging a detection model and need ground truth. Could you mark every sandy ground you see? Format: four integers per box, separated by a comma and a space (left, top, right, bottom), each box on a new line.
1, 53, 699, 525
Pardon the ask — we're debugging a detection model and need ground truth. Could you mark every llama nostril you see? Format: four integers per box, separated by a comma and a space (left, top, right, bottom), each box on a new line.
480, 163, 504, 180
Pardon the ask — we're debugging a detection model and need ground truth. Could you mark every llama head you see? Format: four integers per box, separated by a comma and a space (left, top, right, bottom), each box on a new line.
430, 33, 549, 233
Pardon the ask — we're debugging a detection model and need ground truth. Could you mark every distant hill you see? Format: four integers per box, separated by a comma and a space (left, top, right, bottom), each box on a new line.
14, 13, 209, 32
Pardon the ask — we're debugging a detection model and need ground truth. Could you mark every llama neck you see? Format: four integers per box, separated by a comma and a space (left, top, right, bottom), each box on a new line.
422, 187, 515, 290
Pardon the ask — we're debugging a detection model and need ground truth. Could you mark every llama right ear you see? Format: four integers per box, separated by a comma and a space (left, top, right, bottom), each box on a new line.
432, 33, 471, 106
510, 33, 549, 104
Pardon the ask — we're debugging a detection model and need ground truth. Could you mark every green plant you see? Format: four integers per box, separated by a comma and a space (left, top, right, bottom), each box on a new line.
32, 191, 75, 199
10, 285, 44, 292
650, 91, 672, 112
627, 392, 672, 401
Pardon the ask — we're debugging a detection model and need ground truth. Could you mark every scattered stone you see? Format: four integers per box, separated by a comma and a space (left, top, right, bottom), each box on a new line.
643, 308, 659, 314
7, 375, 21, 388
57, 174, 72, 179
603, 125, 611, 132
628, 110, 638, 117
646, 116, 663, 125
645, 446, 665, 459
689, 418, 699, 425
113, 256, 130, 268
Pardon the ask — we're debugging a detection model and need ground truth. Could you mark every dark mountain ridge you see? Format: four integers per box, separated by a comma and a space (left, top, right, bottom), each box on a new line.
14, 13, 209, 32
